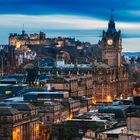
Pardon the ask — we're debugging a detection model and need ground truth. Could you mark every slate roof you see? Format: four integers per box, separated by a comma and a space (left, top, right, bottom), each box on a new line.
8, 103, 36, 111
0, 106, 19, 116
0, 102, 36, 111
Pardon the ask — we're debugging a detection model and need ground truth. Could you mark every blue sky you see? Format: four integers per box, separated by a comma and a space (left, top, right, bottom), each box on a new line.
0, 0, 140, 51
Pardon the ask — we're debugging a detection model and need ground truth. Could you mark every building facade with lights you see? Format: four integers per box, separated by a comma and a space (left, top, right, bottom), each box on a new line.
9, 31, 47, 49
0, 103, 39, 140
93, 14, 129, 102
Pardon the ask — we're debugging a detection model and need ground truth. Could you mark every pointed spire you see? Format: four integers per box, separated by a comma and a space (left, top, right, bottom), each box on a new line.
22, 24, 25, 35
23, 24, 25, 31
107, 9, 116, 33
110, 9, 114, 21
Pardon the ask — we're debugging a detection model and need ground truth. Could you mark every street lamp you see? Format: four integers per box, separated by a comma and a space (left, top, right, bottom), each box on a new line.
107, 95, 112, 102
101, 82, 104, 106
92, 81, 96, 105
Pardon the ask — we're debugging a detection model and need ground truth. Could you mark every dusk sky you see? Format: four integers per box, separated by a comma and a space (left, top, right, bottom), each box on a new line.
1, 0, 140, 51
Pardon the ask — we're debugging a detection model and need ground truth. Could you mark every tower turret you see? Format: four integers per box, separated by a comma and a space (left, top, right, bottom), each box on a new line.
107, 9, 116, 34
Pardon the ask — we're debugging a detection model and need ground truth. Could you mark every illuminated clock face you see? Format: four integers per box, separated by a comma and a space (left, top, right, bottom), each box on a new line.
107, 39, 113, 46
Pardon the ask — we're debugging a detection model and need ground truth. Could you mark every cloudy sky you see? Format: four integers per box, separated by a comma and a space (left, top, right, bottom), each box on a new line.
0, 0, 140, 52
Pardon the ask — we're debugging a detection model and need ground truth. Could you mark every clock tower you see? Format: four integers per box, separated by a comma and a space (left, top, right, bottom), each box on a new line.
100, 11, 122, 67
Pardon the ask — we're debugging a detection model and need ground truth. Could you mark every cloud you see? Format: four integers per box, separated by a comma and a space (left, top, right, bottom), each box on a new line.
1, 14, 140, 30
123, 38, 140, 52
0, 14, 107, 30
0, 0, 139, 22
0, 0, 140, 52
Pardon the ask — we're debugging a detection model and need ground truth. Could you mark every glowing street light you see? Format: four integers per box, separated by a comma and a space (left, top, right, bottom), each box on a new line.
107, 95, 112, 102
67, 114, 73, 120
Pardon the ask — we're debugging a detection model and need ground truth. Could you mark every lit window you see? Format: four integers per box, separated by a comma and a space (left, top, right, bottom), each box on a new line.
5, 91, 12, 95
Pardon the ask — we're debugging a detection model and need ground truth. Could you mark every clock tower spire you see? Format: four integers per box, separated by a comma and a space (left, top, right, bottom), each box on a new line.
107, 9, 116, 34
100, 10, 122, 67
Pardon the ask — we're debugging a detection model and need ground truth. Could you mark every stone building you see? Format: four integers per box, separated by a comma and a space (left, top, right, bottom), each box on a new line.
119, 112, 140, 140
0, 45, 16, 74
0, 103, 39, 140
39, 74, 93, 98
9, 31, 47, 48
93, 14, 129, 102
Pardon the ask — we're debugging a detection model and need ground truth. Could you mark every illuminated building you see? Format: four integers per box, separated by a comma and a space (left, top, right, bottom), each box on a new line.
93, 13, 129, 102
0, 106, 23, 140
0, 103, 39, 140
62, 98, 80, 118
9, 31, 47, 48
39, 101, 61, 132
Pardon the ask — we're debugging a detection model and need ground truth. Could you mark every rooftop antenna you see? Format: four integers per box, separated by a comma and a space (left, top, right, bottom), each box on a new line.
111, 9, 114, 21
23, 24, 24, 30
22, 24, 25, 35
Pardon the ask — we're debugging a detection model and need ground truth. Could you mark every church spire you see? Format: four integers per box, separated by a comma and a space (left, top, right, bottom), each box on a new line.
107, 9, 116, 33
22, 24, 25, 36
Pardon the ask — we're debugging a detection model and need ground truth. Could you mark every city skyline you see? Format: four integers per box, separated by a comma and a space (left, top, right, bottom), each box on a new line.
0, 0, 140, 51
0, 1, 139, 139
